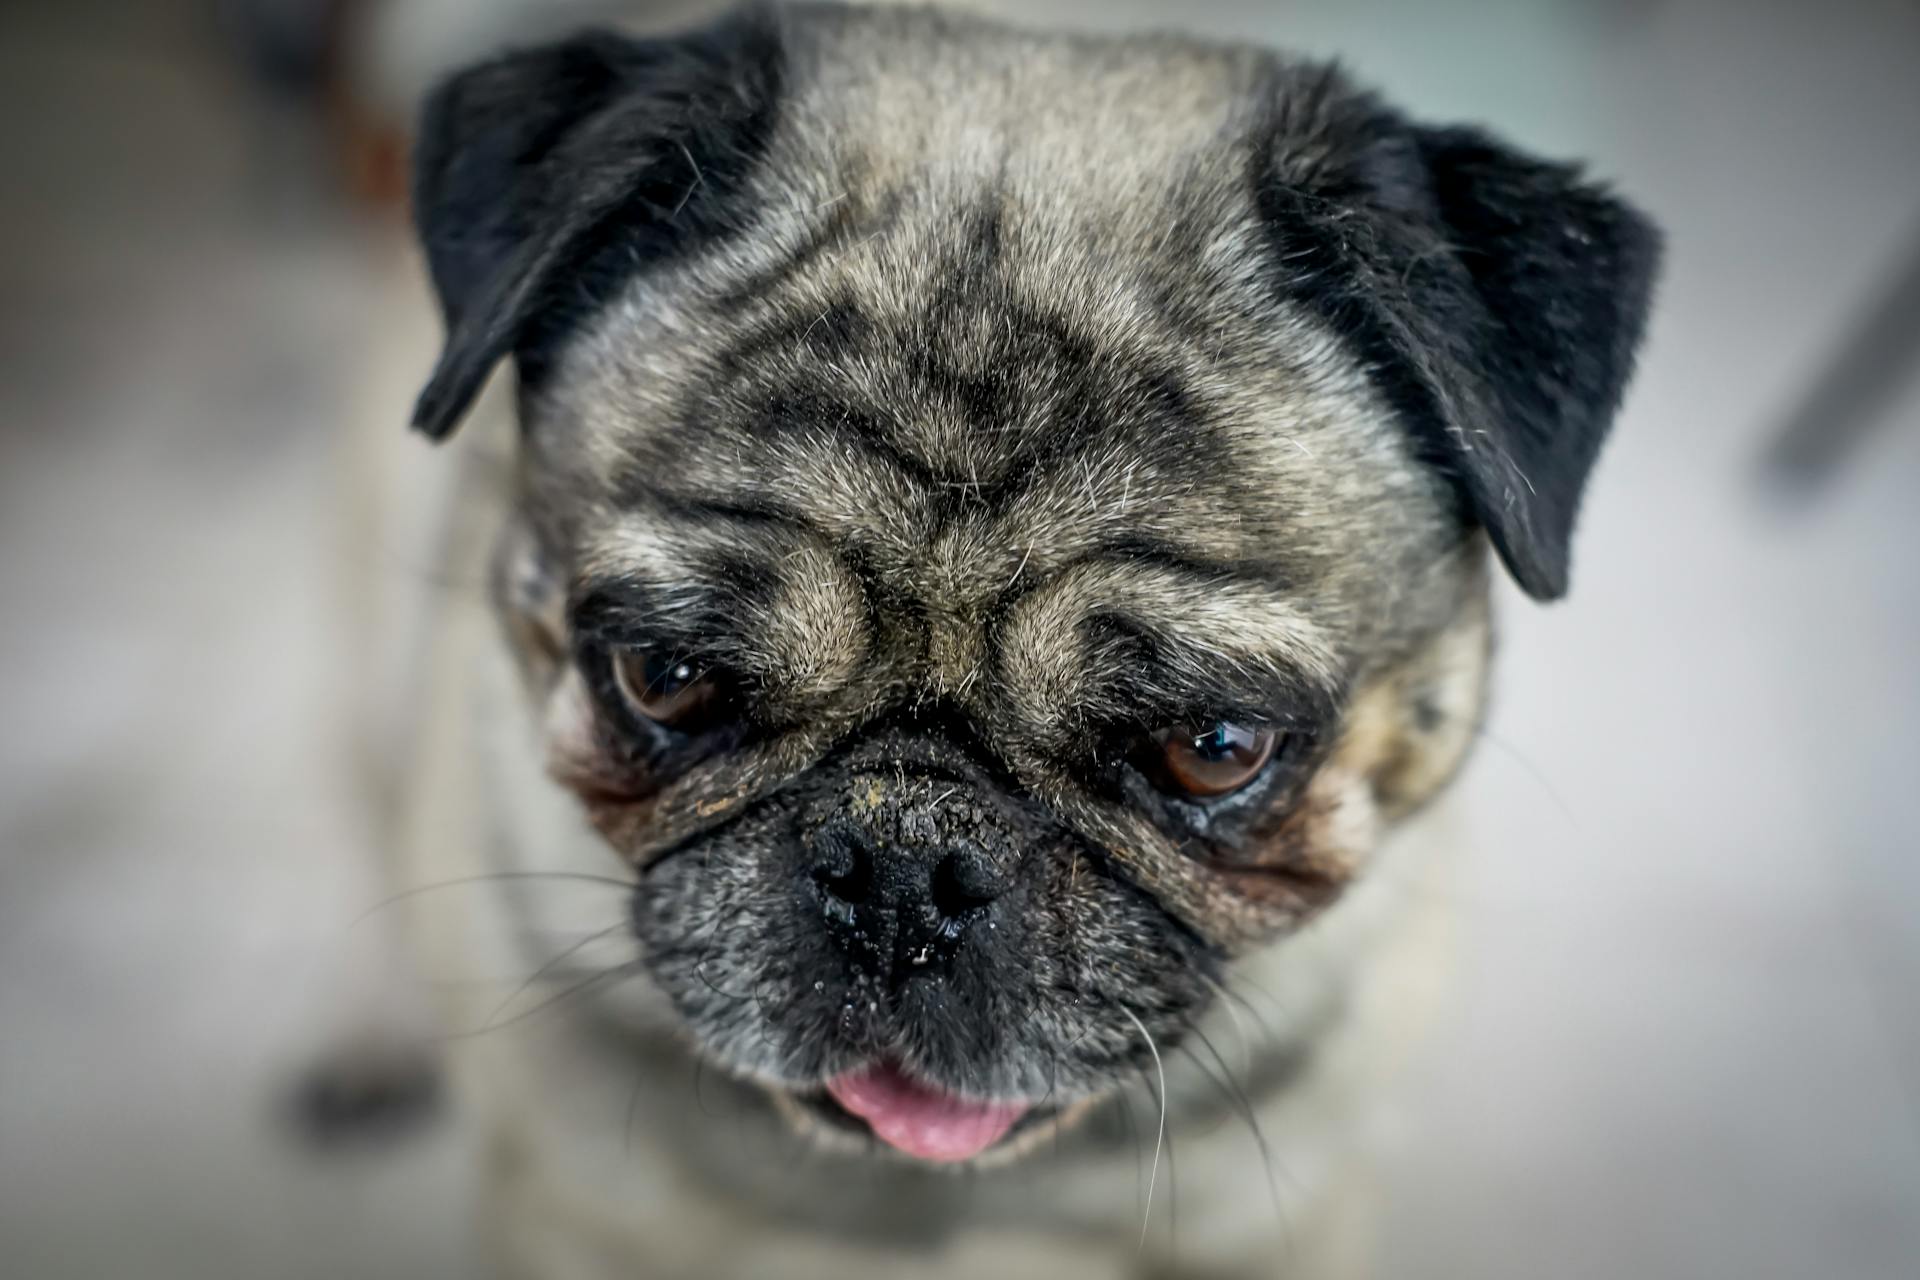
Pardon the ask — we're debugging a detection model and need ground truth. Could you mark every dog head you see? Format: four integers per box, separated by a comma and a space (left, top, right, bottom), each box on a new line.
408, 4, 1657, 1163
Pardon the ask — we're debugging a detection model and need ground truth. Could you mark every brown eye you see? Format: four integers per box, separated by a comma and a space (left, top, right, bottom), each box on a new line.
1158, 722, 1279, 797
610, 648, 720, 729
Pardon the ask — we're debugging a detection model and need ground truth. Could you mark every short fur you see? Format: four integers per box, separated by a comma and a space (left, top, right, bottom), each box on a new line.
393, 4, 1658, 1276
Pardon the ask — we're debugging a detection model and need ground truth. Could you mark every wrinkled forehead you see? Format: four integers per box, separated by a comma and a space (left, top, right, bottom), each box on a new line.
525, 173, 1452, 737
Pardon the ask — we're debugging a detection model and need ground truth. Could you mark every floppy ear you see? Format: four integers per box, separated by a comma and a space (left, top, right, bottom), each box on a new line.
1405, 126, 1661, 600
1258, 83, 1661, 600
409, 9, 783, 440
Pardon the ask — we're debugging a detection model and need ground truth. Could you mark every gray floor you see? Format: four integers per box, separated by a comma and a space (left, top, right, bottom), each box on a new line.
1, 1, 1917, 1277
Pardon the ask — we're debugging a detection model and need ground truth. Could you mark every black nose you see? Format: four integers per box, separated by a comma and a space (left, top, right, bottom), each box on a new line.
808, 821, 1007, 978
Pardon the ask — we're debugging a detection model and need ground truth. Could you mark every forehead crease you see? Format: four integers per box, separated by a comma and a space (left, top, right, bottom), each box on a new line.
555, 133, 1395, 633
990, 445, 1241, 568
1003, 558, 1339, 687
579, 510, 869, 695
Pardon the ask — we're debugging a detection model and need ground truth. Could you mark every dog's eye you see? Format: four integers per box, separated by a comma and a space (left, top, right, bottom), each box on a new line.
610, 648, 721, 730
1157, 722, 1279, 797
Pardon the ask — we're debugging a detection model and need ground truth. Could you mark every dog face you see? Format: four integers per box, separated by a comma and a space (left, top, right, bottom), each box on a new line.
409, 4, 1657, 1162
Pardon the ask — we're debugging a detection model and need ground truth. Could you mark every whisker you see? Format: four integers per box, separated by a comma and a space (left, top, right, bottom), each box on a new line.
1034, 1022, 1097, 1166
1213, 980, 1287, 1064
1164, 1088, 1180, 1265
483, 922, 630, 1028
1130, 1059, 1181, 1261
345, 871, 634, 934
1114, 1079, 1142, 1224
693, 958, 756, 1002
689, 932, 778, 1011
1186, 1030, 1256, 1138
367, 540, 490, 597
1187, 1027, 1287, 1226
624, 1071, 646, 1158
1047, 1047, 1066, 1166
1224, 974, 1292, 1029
1201, 974, 1259, 1079
1473, 724, 1581, 830
1119, 1007, 1168, 1253
1169, 1043, 1236, 1139
445, 962, 642, 1040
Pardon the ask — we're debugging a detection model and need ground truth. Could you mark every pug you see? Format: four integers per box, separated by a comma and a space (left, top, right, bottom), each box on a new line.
384, 3, 1659, 1276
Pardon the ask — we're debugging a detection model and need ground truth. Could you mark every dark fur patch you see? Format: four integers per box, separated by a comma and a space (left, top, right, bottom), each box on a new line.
410, 8, 786, 437
1249, 66, 1661, 599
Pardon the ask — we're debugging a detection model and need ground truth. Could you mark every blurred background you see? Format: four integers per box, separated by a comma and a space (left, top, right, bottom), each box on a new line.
1, 0, 1916, 1276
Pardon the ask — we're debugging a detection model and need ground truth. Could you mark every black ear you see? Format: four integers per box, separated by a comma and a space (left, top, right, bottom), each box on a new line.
408, 8, 783, 440
1257, 83, 1661, 600
1407, 126, 1661, 599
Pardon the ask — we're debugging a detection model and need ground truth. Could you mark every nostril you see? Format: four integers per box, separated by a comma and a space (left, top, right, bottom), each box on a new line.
810, 828, 873, 907
929, 847, 1004, 922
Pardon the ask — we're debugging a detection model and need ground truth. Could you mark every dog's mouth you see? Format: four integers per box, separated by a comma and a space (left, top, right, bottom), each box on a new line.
800, 1059, 1042, 1162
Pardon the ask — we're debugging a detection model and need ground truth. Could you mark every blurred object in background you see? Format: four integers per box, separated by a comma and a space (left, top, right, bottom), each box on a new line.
1764, 213, 1920, 493
211, 0, 724, 211
215, 0, 407, 209
218, 0, 339, 92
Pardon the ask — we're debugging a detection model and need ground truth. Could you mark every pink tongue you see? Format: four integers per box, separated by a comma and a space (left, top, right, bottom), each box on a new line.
825, 1062, 1028, 1162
